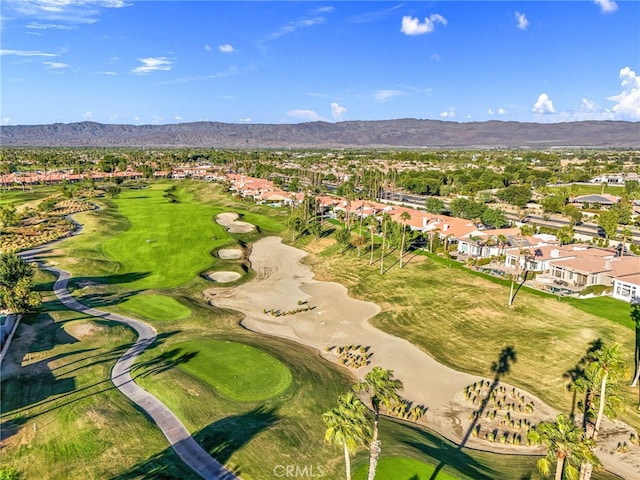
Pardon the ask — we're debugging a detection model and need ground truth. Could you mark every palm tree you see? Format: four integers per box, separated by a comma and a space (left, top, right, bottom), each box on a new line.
366, 215, 379, 265
379, 213, 390, 275
323, 392, 372, 480
527, 414, 599, 480
353, 367, 404, 480
399, 211, 411, 268
579, 343, 627, 480
352, 234, 367, 257
586, 343, 627, 440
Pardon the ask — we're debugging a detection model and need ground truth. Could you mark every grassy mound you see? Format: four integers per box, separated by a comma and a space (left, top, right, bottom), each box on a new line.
176, 339, 292, 402
118, 294, 191, 321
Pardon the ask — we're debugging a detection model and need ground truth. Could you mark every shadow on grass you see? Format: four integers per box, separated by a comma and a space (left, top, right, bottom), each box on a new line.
132, 347, 198, 379
428, 346, 517, 480
72, 289, 144, 309
0, 329, 181, 422
111, 406, 279, 480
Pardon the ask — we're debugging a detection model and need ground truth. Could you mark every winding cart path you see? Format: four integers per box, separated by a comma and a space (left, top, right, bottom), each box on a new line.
20, 249, 238, 480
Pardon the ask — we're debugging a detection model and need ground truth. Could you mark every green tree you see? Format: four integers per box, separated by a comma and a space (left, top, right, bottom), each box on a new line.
335, 228, 351, 253
308, 219, 322, 239
562, 204, 583, 226
351, 234, 366, 257
527, 414, 599, 480
425, 197, 444, 214
105, 185, 122, 199
353, 367, 404, 480
0, 203, 19, 230
557, 226, 575, 246
287, 215, 306, 242
596, 209, 619, 239
0, 254, 41, 313
496, 185, 532, 208
322, 391, 372, 480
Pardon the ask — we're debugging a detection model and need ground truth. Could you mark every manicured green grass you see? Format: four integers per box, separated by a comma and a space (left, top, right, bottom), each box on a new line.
175, 339, 292, 402
547, 184, 625, 196
353, 457, 460, 480
118, 294, 192, 321
101, 184, 225, 289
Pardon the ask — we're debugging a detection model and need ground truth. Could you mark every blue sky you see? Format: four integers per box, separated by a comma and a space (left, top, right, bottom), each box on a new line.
1, 1, 639, 126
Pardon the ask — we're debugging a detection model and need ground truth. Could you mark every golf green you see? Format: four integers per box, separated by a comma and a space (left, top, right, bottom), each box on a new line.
118, 294, 191, 321
176, 339, 292, 402
353, 457, 460, 480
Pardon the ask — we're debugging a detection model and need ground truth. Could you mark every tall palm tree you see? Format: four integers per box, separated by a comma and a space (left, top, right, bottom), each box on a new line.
323, 392, 372, 480
527, 414, 599, 480
379, 213, 390, 275
353, 367, 404, 480
399, 211, 411, 268
579, 343, 627, 480
366, 215, 379, 265
587, 343, 627, 440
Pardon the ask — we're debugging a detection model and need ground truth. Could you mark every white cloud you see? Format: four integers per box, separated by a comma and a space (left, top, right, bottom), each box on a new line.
97, 71, 116, 75
264, 16, 326, 42
532, 93, 555, 114
26, 23, 76, 30
373, 89, 403, 102
44, 61, 69, 69
594, 0, 618, 14
488, 108, 494, 115
0, 49, 57, 57
287, 109, 324, 122
131, 57, 173, 75
151, 115, 164, 124
239, 117, 252, 123
431, 53, 441, 61
218, 44, 236, 54
204, 44, 212, 51
607, 66, 640, 119
2, 117, 12, 125
400, 14, 447, 36
5, 0, 130, 24
331, 102, 347, 121
83, 111, 93, 120
440, 108, 456, 118
174, 116, 183, 121
515, 12, 529, 30
498, 108, 507, 115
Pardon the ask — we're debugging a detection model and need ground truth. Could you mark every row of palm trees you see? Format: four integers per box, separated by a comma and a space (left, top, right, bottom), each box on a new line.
322, 367, 404, 480
527, 342, 628, 480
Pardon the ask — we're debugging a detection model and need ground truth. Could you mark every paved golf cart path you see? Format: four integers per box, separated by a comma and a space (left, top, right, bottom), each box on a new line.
20, 249, 238, 480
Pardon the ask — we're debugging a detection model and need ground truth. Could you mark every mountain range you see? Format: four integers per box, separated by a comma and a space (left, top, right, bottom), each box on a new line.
1, 119, 638, 148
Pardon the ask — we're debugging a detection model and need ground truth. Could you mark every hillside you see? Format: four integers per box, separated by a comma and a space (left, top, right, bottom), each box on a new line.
1, 119, 638, 148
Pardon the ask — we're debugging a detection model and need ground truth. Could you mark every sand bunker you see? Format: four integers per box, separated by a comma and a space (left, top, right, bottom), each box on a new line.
205, 271, 241, 283
217, 248, 243, 260
215, 212, 255, 233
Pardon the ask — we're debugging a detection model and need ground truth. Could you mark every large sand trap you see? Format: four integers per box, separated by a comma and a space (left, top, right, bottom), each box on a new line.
205, 271, 241, 283
215, 212, 255, 233
207, 236, 639, 478
218, 248, 243, 260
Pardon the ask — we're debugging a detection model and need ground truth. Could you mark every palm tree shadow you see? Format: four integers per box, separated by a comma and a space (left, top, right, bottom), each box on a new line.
563, 338, 604, 422
111, 406, 279, 479
429, 346, 517, 480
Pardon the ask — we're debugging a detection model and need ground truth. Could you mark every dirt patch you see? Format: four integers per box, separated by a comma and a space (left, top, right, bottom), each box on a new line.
205, 271, 241, 283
